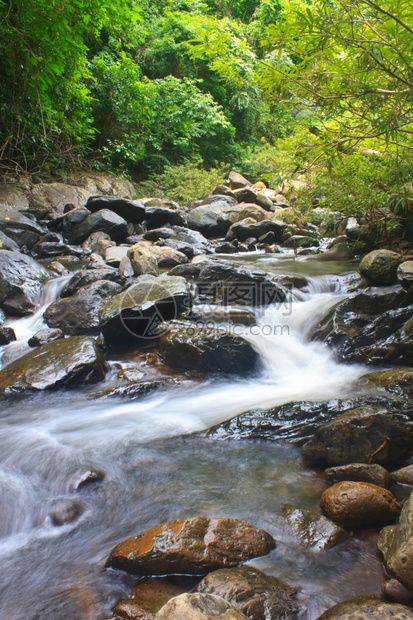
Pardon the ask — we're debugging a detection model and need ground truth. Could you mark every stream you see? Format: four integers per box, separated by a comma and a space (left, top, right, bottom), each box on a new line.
0, 253, 387, 619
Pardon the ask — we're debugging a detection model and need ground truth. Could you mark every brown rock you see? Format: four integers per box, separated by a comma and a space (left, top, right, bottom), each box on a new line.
320, 481, 400, 527
282, 505, 349, 550
228, 172, 251, 190
378, 492, 413, 593
155, 593, 249, 619
392, 465, 413, 485
382, 579, 413, 606
113, 579, 188, 619
107, 517, 275, 576
317, 596, 413, 619
324, 464, 393, 489
196, 566, 298, 620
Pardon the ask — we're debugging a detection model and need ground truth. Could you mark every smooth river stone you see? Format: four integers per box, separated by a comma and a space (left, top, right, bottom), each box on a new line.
107, 517, 275, 576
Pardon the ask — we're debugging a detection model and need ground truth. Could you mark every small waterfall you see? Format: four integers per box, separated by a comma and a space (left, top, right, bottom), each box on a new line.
0, 275, 71, 369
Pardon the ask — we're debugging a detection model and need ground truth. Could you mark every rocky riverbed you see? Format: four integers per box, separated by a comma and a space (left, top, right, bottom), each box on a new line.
0, 170, 412, 619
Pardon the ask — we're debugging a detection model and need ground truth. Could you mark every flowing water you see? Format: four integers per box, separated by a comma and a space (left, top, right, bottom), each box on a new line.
0, 254, 387, 619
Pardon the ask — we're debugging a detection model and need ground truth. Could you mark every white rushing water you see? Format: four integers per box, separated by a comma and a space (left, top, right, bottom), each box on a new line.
0, 260, 382, 620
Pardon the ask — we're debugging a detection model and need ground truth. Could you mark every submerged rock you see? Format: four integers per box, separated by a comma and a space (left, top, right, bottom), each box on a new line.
301, 404, 413, 466
282, 505, 349, 550
0, 250, 50, 315
49, 499, 83, 526
320, 481, 400, 527
159, 320, 259, 375
113, 579, 189, 619
107, 517, 275, 576
318, 596, 413, 619
0, 336, 106, 391
196, 566, 298, 620
155, 593, 249, 619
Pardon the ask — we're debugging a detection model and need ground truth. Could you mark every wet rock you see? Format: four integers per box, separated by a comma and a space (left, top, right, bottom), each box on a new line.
320, 481, 400, 527
127, 242, 159, 277
86, 196, 145, 223
150, 244, 188, 268
113, 579, 189, 619
143, 227, 173, 242
98, 381, 164, 400
49, 500, 83, 526
145, 207, 186, 229
304, 242, 353, 261
383, 579, 413, 606
69, 209, 128, 244
160, 238, 194, 260
81, 230, 112, 252
206, 397, 412, 446
100, 275, 191, 346
159, 320, 259, 375
0, 229, 20, 251
0, 204, 44, 248
398, 261, 413, 290
301, 405, 413, 466
196, 566, 298, 620
324, 464, 393, 489
169, 262, 205, 280
378, 494, 413, 592
187, 204, 227, 238
360, 250, 403, 285
0, 327, 17, 346
0, 336, 107, 391
226, 219, 288, 243
28, 327, 65, 347
228, 171, 251, 190
282, 235, 319, 249
44, 280, 122, 335
317, 596, 413, 619
282, 505, 349, 550
217, 204, 270, 233
392, 465, 413, 485
0, 250, 50, 315
215, 242, 238, 254
169, 226, 214, 254
359, 368, 413, 399
196, 262, 286, 306
61, 269, 127, 298
59, 207, 90, 237
68, 468, 105, 493
190, 306, 256, 327
107, 517, 275, 576
155, 593, 248, 619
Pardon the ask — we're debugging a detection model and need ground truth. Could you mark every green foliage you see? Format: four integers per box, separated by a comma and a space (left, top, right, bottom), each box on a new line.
135, 161, 228, 204
0, 0, 141, 171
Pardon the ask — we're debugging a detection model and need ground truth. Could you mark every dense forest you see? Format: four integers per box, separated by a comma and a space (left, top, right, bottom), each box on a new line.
1, 0, 412, 239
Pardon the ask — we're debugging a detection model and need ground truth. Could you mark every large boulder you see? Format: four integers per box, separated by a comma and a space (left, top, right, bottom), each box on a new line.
86, 195, 145, 223
155, 593, 249, 620
30, 182, 90, 214
228, 171, 251, 190
379, 492, 413, 593
187, 204, 227, 237
359, 249, 403, 285
196, 262, 286, 306
69, 209, 128, 244
107, 517, 275, 576
311, 289, 413, 366
169, 226, 214, 255
61, 269, 128, 297
0, 230, 20, 252
44, 280, 122, 335
100, 274, 191, 345
144, 206, 186, 229
318, 596, 413, 619
282, 505, 349, 550
0, 250, 50, 315
301, 405, 413, 466
217, 204, 270, 233
0, 204, 44, 248
226, 219, 288, 242
159, 320, 259, 375
0, 336, 106, 391
196, 567, 297, 620
320, 481, 400, 527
